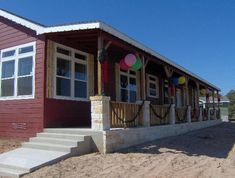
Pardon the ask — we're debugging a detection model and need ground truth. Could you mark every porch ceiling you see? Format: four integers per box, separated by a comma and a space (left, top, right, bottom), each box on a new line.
46, 29, 99, 54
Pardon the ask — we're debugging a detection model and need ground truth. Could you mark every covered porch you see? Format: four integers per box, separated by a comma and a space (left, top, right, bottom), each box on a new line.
43, 25, 221, 129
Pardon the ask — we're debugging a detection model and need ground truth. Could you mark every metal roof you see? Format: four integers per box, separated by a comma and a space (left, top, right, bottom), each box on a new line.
0, 9, 220, 91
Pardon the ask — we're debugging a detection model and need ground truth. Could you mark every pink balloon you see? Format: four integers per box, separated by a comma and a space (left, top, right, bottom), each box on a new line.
124, 54, 136, 67
120, 59, 130, 71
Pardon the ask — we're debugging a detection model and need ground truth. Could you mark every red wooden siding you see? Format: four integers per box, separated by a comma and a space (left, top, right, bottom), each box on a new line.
0, 17, 45, 139
44, 99, 91, 128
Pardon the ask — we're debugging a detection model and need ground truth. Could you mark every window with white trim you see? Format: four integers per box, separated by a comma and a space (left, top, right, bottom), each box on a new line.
120, 69, 137, 103
147, 74, 159, 98
0, 42, 35, 99
55, 44, 88, 100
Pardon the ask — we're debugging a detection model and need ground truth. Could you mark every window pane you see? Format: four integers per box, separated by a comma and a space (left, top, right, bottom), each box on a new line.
121, 89, 128, 102
75, 53, 86, 60
129, 77, 136, 91
2, 50, 15, 58
1, 79, 14, 96
57, 58, 71, 77
57, 47, 71, 56
75, 63, 86, 80
120, 75, 128, 88
18, 57, 33, 76
150, 89, 156, 96
75, 81, 87, 98
19, 46, 33, 54
129, 91, 136, 103
149, 76, 156, 81
2, 60, 15, 78
149, 83, 156, 89
56, 77, 71, 96
17, 77, 32, 95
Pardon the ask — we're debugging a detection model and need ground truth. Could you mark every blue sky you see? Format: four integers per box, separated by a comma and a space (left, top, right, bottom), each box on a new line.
0, 0, 234, 95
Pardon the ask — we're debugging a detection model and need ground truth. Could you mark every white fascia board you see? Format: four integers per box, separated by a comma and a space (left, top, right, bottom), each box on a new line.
0, 9, 44, 33
39, 22, 100, 35
99, 22, 220, 91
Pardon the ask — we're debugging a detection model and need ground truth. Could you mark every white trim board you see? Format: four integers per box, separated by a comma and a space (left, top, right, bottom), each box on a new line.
0, 9, 220, 91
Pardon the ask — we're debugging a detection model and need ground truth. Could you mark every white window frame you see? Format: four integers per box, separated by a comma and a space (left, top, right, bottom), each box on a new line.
147, 74, 159, 98
0, 42, 36, 100
120, 69, 137, 103
54, 43, 89, 101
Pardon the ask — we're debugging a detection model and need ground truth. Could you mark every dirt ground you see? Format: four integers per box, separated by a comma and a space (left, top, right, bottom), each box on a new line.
0, 138, 22, 153
9, 122, 235, 178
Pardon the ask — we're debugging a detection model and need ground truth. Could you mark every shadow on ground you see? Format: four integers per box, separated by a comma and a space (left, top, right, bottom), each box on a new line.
121, 122, 235, 159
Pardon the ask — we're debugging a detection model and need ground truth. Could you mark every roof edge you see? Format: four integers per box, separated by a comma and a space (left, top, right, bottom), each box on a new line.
0, 9, 44, 32
0, 9, 220, 91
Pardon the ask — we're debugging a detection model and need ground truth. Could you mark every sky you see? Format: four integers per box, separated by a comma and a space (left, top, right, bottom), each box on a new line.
0, 0, 235, 95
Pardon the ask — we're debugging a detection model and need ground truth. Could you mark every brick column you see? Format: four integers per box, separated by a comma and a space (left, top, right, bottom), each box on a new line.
169, 104, 176, 124
187, 106, 191, 123
90, 96, 110, 131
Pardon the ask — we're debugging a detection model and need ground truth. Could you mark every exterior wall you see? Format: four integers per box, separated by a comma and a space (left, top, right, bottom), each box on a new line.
0, 17, 45, 138
43, 39, 93, 128
44, 99, 91, 127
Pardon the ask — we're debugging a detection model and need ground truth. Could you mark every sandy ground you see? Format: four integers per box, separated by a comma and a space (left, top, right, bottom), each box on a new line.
0, 138, 22, 153
16, 122, 235, 178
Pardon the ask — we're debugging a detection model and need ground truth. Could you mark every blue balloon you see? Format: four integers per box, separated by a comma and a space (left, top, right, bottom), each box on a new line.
171, 77, 178, 85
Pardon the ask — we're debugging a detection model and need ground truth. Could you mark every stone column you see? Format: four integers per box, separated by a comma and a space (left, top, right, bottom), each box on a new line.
90, 96, 110, 131
169, 104, 176, 124
187, 106, 191, 123
208, 108, 211, 120
143, 101, 150, 127
199, 107, 203, 121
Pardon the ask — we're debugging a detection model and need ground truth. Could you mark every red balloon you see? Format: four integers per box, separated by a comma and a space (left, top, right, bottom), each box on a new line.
120, 59, 130, 71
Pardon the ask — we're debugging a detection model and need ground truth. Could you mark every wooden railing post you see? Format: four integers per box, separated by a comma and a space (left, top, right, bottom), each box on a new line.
169, 104, 176, 124
90, 96, 110, 131
187, 106, 191, 123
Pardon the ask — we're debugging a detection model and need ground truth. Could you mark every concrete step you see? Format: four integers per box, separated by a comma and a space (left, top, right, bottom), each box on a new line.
44, 128, 92, 135
0, 163, 29, 173
22, 142, 72, 152
37, 132, 85, 140
30, 137, 79, 147
0, 167, 27, 178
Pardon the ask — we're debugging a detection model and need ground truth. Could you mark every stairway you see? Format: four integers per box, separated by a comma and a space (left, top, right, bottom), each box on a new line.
0, 129, 92, 177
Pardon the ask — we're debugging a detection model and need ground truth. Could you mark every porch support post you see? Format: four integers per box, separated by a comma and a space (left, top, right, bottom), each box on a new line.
90, 96, 110, 131
212, 90, 216, 119
199, 106, 203, 121
169, 104, 176, 124
97, 36, 104, 95
185, 77, 189, 106
187, 106, 191, 123
141, 56, 146, 100
195, 82, 200, 109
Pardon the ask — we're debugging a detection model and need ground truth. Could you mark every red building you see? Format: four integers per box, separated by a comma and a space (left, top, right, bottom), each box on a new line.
0, 9, 220, 139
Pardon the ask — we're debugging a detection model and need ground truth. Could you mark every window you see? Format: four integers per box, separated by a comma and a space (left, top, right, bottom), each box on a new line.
55, 44, 88, 100
163, 79, 170, 104
120, 69, 137, 103
0, 42, 35, 99
147, 74, 159, 98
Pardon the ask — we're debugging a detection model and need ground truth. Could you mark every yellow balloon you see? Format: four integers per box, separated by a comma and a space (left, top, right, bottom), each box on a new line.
178, 76, 186, 85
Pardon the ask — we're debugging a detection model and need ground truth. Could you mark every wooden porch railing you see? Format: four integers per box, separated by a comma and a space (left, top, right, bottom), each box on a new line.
150, 104, 171, 126
175, 107, 187, 123
109, 101, 143, 128
191, 107, 200, 122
